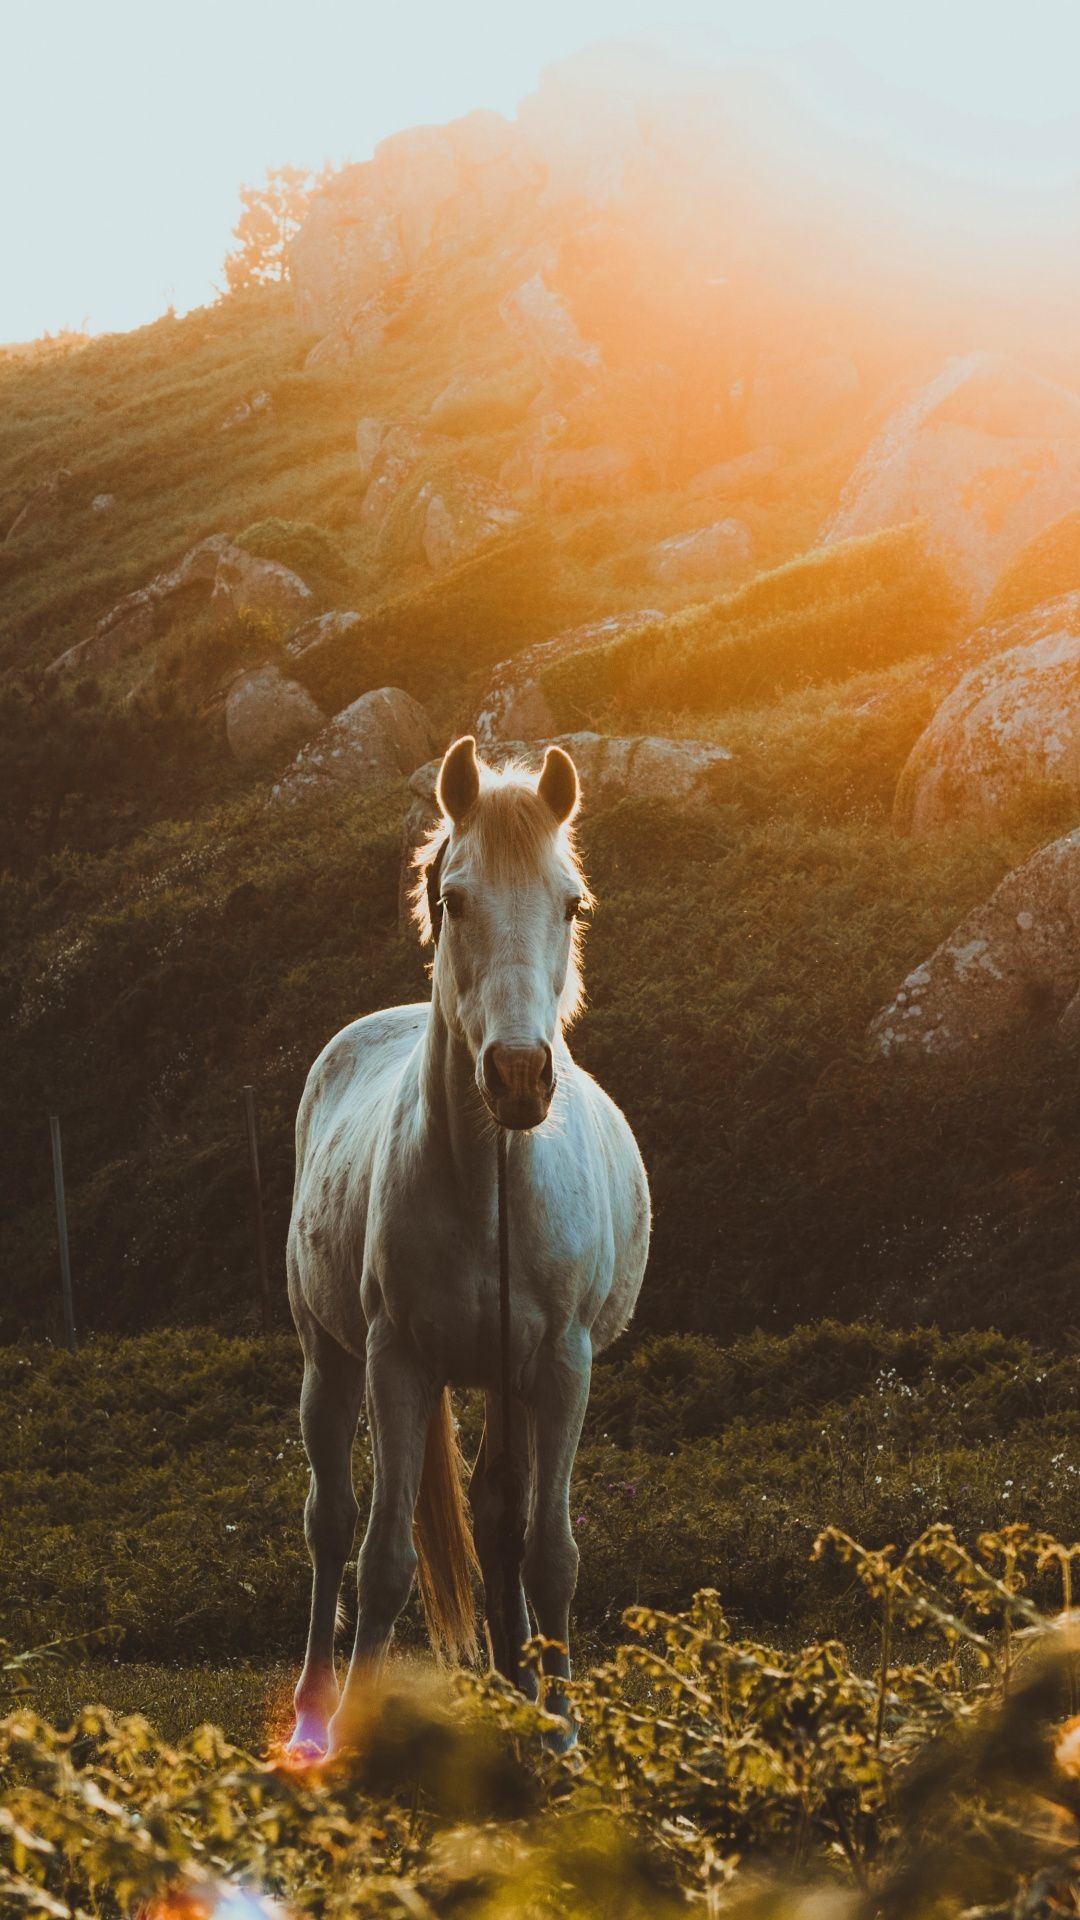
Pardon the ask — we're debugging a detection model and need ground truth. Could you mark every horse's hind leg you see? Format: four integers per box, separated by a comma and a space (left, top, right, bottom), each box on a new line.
470, 1395, 535, 1696
290, 1315, 365, 1757
523, 1327, 592, 1745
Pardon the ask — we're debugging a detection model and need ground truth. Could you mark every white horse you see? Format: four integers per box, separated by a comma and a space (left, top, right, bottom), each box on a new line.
286, 735, 651, 1754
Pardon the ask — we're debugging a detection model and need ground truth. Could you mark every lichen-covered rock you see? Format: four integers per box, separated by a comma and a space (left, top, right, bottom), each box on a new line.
50, 535, 233, 673
225, 665, 324, 767
646, 519, 752, 586
870, 826, 1080, 1055
91, 493, 115, 514
287, 610, 362, 660
51, 536, 313, 674
534, 443, 637, 509
498, 273, 600, 377
826, 354, 1080, 611
894, 593, 1080, 834
272, 687, 436, 803
420, 475, 522, 570
357, 422, 440, 528
473, 612, 664, 747
211, 548, 313, 621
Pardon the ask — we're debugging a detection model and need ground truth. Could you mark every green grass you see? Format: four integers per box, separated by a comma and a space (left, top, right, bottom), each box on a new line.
5, 1322, 1080, 1673
540, 521, 961, 728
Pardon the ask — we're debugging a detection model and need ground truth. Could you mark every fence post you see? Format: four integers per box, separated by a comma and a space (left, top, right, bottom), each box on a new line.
48, 1115, 77, 1353
243, 1085, 271, 1334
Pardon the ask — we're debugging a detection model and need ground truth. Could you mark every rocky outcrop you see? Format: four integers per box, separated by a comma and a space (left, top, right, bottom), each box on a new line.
425, 369, 536, 434
894, 593, 1080, 834
826, 354, 1080, 611
400, 730, 732, 925
356, 420, 442, 528
871, 827, 1080, 1055
646, 519, 752, 586
5, 469, 71, 542
498, 273, 599, 380
272, 687, 436, 803
473, 612, 664, 747
292, 110, 541, 358
224, 664, 325, 767
50, 536, 312, 674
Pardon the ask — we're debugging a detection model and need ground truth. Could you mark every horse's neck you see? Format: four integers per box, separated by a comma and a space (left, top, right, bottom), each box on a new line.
417, 996, 494, 1204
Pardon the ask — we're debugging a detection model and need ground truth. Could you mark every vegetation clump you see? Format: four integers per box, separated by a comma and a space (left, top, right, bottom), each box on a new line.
541, 521, 960, 728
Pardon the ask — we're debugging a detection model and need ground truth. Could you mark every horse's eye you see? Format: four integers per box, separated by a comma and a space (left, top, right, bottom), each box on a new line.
565, 896, 583, 923
439, 889, 465, 920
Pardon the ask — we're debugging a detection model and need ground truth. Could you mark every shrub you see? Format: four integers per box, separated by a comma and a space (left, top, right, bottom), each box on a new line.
541, 521, 961, 728
234, 517, 355, 605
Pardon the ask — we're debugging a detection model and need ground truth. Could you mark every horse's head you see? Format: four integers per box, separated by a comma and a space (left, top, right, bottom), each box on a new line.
417, 736, 591, 1130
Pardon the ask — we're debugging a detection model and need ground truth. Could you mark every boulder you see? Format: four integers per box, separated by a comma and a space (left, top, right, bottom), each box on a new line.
224, 664, 325, 767
498, 273, 600, 378
357, 422, 440, 528
5, 469, 71, 542
825, 354, 1080, 612
91, 493, 115, 514
272, 687, 436, 804
400, 730, 732, 926
287, 610, 362, 660
743, 353, 860, 450
211, 548, 313, 621
219, 389, 273, 432
425, 369, 536, 433
894, 593, 1080, 834
419, 474, 522, 570
646, 519, 752, 586
50, 535, 312, 674
473, 612, 665, 748
870, 826, 1080, 1056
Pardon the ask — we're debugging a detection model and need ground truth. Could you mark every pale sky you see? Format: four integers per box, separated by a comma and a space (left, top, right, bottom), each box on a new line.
6, 0, 1080, 342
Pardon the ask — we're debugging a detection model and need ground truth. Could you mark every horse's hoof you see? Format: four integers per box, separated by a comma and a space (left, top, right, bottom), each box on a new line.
541, 1715, 578, 1756
284, 1716, 330, 1765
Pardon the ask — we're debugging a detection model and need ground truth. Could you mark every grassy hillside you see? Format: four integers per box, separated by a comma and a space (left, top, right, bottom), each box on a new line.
2, 278, 1080, 1351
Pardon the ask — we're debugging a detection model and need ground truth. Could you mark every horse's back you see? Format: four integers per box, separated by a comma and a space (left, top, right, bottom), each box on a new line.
289, 1003, 428, 1354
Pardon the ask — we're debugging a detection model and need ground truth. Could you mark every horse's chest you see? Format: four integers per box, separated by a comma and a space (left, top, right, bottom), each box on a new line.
367, 1207, 594, 1390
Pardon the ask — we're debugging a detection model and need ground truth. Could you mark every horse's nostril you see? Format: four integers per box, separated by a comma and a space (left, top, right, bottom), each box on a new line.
484, 1043, 553, 1104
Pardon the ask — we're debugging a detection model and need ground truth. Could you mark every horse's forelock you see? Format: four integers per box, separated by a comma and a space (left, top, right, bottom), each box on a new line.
410, 766, 591, 970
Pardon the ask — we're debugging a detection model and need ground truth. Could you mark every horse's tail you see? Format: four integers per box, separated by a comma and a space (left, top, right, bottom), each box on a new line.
413, 1388, 480, 1664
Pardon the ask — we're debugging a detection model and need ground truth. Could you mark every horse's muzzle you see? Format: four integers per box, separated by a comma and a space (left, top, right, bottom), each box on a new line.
482, 1043, 555, 1130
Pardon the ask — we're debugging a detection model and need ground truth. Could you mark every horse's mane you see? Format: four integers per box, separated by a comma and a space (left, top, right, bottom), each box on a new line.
410, 761, 592, 1024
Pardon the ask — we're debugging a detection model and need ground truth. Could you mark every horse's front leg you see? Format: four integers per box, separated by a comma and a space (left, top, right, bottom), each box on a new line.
524, 1325, 591, 1747
329, 1313, 438, 1751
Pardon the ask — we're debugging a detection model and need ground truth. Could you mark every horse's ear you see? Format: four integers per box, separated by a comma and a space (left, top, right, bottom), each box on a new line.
537, 744, 579, 825
438, 736, 481, 824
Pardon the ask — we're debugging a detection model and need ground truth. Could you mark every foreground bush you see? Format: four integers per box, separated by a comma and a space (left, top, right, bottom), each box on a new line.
6, 1526, 1080, 1917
